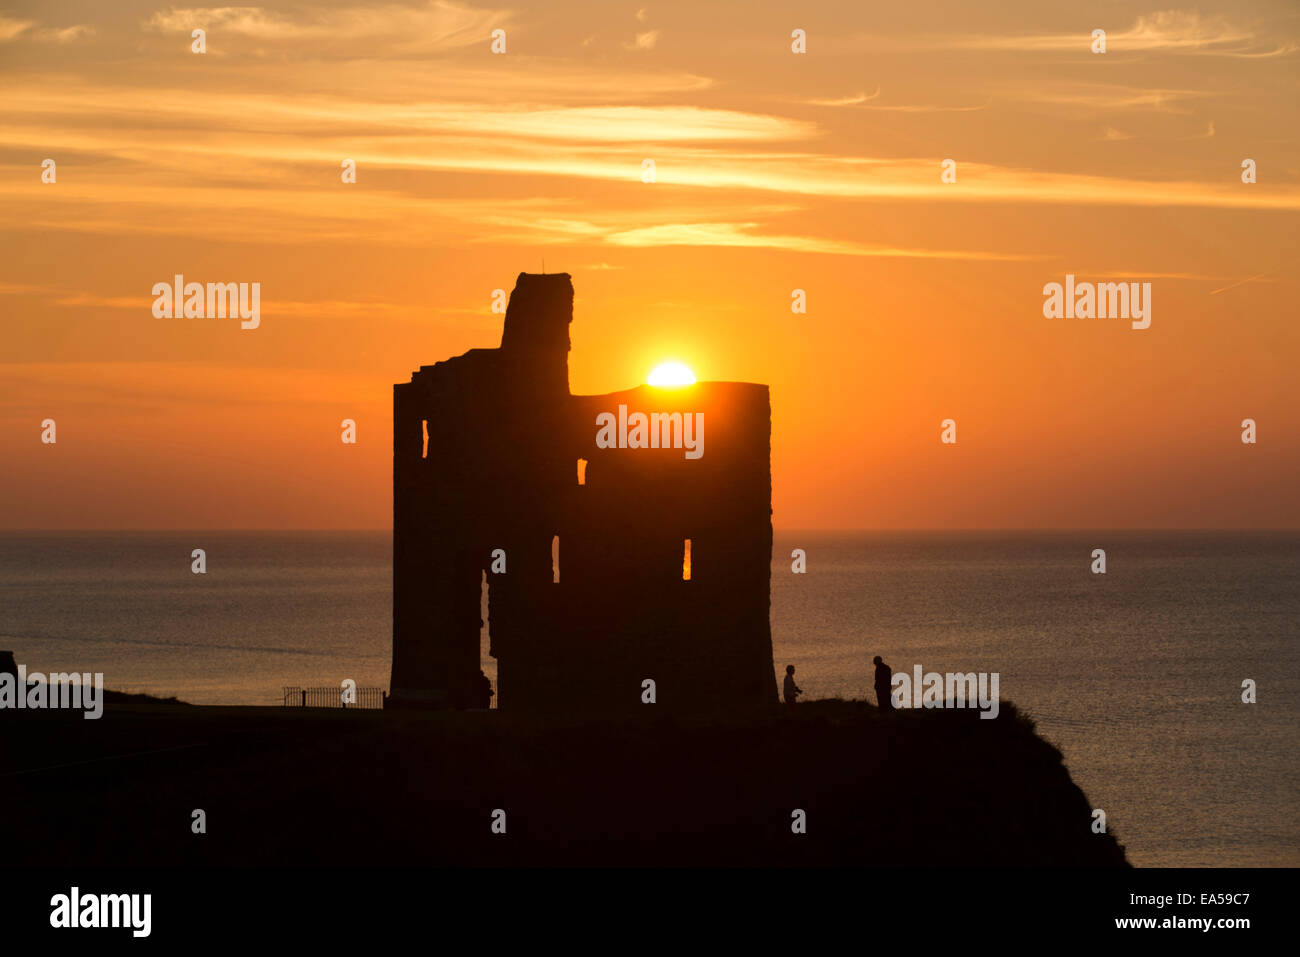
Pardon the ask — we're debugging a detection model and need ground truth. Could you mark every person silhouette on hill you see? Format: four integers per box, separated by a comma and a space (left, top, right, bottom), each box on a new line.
783, 664, 802, 708
477, 669, 494, 710
873, 655, 893, 711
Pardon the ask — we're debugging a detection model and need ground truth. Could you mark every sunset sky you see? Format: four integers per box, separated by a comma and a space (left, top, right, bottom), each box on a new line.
1, 0, 1296, 529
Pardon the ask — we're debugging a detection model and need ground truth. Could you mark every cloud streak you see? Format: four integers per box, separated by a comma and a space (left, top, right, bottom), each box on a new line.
145, 2, 508, 53
875, 10, 1296, 57
602, 222, 1037, 260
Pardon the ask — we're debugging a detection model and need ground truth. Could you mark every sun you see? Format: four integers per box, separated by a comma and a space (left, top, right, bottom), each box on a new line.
648, 361, 697, 387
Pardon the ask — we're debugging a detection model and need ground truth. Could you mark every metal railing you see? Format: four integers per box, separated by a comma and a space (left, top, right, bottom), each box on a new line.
282, 686, 386, 710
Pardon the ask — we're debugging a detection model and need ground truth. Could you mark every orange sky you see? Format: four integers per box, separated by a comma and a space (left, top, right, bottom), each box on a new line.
1, 0, 1297, 529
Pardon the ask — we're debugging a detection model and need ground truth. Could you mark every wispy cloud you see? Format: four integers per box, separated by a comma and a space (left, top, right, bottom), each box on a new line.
1007, 85, 1218, 114
2, 8, 1297, 266
3, 107, 1297, 255
802, 88, 881, 107
0, 17, 93, 43
602, 222, 1037, 260
427, 104, 811, 142
0, 16, 33, 41
626, 29, 659, 51
860, 98, 989, 113
39, 24, 95, 43
1115, 10, 1296, 57
0, 281, 48, 295
868, 10, 1296, 58
144, 1, 509, 53
798, 88, 987, 112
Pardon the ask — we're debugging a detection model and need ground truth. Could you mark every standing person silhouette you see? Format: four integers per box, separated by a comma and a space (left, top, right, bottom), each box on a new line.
477, 669, 494, 710
782, 664, 802, 709
873, 655, 893, 711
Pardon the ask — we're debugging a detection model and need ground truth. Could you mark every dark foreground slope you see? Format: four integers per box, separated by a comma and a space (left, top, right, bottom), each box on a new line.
4, 697, 1127, 867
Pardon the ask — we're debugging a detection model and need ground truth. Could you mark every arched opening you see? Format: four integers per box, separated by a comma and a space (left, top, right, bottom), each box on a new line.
551, 534, 560, 583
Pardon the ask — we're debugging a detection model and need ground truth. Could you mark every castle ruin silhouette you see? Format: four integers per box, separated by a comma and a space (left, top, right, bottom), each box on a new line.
389, 273, 776, 712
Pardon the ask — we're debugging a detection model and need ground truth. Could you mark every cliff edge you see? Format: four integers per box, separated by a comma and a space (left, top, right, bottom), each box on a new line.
7, 697, 1126, 867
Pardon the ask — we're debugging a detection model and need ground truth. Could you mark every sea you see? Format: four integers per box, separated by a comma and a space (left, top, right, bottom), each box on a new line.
1, 530, 1296, 868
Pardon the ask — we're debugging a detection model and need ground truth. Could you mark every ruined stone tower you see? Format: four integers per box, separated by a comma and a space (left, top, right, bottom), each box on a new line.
390, 273, 776, 713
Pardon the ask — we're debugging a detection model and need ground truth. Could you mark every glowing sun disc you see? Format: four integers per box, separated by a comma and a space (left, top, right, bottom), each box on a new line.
648, 362, 697, 386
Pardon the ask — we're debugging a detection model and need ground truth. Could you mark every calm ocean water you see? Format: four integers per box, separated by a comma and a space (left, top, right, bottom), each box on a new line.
2, 530, 1296, 867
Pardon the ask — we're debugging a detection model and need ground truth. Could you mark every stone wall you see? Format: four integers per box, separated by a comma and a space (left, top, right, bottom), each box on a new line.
390, 273, 776, 712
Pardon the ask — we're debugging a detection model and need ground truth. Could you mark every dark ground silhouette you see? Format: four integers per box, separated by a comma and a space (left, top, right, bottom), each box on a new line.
5, 696, 1127, 867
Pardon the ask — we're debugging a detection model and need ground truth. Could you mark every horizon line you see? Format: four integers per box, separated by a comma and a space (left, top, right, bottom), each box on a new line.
1, 527, 1297, 534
